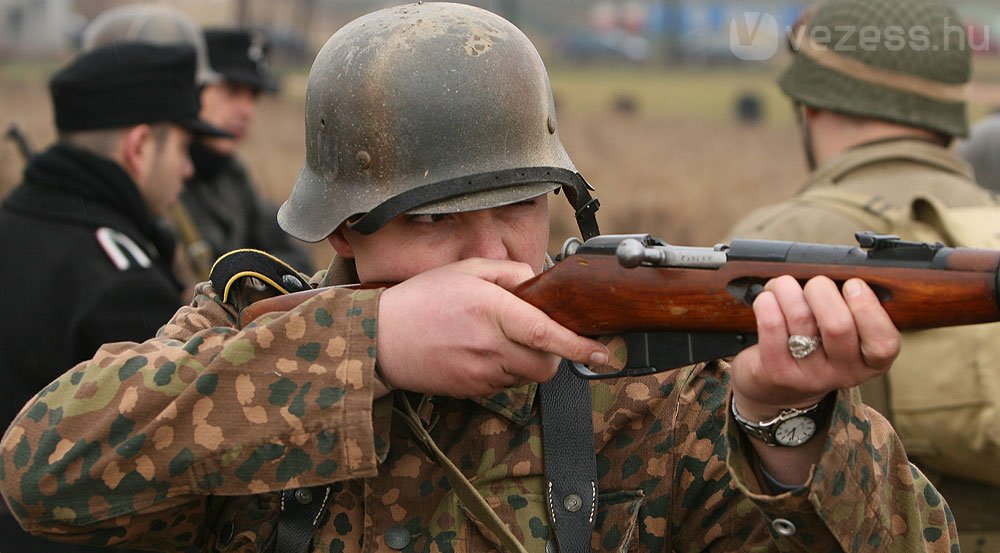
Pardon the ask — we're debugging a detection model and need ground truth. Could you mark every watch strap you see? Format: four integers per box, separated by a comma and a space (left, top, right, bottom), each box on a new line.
731, 392, 836, 447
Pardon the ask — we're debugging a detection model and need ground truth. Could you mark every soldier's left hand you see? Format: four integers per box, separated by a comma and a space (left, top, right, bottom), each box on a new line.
729, 275, 901, 420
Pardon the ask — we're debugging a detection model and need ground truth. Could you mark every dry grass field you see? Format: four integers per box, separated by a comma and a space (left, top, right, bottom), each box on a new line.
3, 61, 998, 268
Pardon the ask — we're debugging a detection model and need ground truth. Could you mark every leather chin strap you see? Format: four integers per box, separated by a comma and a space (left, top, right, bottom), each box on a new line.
558, 172, 601, 241
348, 167, 602, 241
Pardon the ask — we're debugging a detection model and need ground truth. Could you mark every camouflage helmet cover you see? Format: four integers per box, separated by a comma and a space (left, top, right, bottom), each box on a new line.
81, 3, 221, 86
780, 0, 971, 137
279, 2, 578, 242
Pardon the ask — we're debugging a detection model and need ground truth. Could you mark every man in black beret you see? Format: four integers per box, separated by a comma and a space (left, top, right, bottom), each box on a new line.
173, 27, 314, 291
0, 42, 228, 553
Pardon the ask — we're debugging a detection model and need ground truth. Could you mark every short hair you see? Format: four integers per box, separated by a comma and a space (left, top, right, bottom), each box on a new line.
58, 123, 172, 159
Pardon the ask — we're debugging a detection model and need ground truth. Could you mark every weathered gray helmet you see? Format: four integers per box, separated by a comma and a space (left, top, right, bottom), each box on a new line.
957, 115, 1000, 193
81, 4, 220, 86
279, 2, 596, 242
780, 0, 971, 137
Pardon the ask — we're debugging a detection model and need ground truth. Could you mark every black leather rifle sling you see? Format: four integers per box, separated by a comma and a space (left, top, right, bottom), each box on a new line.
275, 486, 333, 552
538, 176, 601, 552
539, 360, 599, 553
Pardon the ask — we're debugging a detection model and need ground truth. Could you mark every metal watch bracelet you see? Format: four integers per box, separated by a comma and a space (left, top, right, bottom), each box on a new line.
731, 392, 836, 447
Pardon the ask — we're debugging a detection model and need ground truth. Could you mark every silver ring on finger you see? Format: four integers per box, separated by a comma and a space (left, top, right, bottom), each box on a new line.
788, 335, 822, 360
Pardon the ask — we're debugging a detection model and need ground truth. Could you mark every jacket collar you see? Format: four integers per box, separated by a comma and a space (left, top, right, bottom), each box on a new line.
4, 143, 177, 267
320, 254, 539, 425
805, 138, 974, 192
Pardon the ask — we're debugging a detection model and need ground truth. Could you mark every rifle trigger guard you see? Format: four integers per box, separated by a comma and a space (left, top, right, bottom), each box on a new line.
570, 332, 759, 380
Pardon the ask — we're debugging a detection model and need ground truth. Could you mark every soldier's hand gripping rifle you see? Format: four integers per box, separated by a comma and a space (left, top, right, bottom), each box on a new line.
238, 231, 1000, 379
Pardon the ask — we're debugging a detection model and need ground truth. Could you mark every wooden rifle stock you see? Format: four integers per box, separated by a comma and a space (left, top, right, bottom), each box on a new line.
238, 233, 1000, 377
515, 242, 1000, 335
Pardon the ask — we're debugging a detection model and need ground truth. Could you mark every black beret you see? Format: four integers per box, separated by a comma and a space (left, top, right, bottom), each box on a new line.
204, 28, 279, 93
50, 42, 230, 137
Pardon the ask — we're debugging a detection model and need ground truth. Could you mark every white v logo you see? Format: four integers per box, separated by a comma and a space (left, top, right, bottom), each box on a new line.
734, 12, 765, 46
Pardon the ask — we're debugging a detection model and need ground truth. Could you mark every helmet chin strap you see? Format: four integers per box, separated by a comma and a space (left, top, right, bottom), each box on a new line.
559, 172, 602, 240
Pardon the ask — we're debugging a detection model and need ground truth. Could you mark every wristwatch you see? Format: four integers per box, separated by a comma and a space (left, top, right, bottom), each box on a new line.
731, 393, 836, 447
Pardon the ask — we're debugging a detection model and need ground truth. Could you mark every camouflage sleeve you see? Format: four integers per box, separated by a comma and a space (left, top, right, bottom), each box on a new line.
726, 387, 959, 553
0, 282, 382, 550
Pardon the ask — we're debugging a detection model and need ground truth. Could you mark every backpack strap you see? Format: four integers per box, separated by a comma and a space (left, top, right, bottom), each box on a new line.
908, 196, 1000, 249
795, 187, 898, 235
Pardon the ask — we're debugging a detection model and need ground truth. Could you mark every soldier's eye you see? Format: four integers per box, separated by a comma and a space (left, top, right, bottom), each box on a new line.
408, 213, 451, 224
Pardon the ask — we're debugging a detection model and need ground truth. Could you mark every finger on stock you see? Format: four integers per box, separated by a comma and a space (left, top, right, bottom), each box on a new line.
495, 293, 609, 369
802, 276, 860, 370
750, 289, 794, 369
764, 276, 821, 340
495, 346, 562, 385
841, 278, 900, 371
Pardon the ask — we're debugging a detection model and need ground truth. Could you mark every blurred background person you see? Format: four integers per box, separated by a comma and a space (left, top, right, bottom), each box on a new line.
957, 112, 1000, 194
727, 0, 1000, 546
174, 26, 314, 291
0, 42, 228, 552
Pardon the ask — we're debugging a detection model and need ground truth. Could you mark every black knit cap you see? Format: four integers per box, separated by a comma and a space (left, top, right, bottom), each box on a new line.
204, 28, 279, 93
50, 42, 231, 137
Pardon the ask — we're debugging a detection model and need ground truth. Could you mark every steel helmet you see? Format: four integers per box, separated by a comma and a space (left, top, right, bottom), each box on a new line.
81, 4, 220, 86
278, 2, 597, 242
780, 0, 971, 137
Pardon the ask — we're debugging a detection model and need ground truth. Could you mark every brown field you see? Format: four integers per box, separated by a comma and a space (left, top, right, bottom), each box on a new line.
3, 62, 998, 269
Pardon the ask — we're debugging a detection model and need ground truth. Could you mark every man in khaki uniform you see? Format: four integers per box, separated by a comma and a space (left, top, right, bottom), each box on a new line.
729, 0, 1000, 546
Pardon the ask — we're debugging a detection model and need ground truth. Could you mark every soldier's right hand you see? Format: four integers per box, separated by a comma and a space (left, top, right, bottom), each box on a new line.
375, 258, 610, 398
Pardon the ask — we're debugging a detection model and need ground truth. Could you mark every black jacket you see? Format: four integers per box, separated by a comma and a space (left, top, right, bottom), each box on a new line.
182, 142, 315, 272
0, 143, 182, 428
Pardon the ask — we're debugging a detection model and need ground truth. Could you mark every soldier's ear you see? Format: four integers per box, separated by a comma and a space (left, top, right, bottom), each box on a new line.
120, 124, 155, 185
327, 227, 355, 259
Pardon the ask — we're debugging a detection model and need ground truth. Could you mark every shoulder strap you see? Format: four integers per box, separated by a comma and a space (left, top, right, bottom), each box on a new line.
168, 202, 215, 281
795, 187, 898, 235
397, 361, 598, 553
397, 395, 530, 553
798, 186, 1000, 249
908, 196, 1000, 249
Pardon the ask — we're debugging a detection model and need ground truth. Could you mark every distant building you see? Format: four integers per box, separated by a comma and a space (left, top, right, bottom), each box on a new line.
0, 0, 83, 56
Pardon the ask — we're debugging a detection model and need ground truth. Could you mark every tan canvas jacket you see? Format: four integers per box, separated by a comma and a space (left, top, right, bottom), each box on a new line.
729, 138, 1000, 538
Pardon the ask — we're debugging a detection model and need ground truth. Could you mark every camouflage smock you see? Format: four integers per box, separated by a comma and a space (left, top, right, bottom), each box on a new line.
0, 256, 957, 553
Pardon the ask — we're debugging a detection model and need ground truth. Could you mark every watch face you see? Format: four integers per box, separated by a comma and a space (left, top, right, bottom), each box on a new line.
774, 416, 817, 447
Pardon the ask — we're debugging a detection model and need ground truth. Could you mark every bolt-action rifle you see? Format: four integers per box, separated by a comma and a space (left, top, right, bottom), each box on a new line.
4, 123, 35, 162
238, 231, 1000, 379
